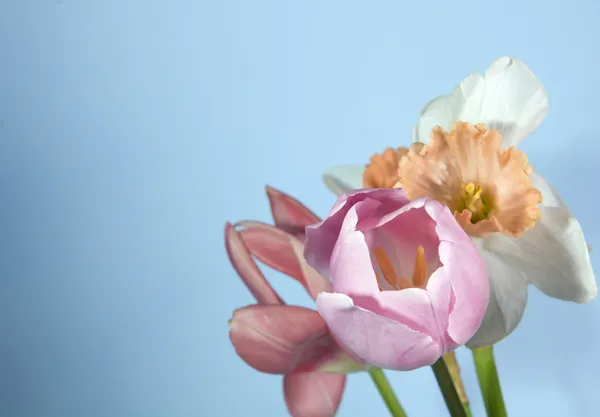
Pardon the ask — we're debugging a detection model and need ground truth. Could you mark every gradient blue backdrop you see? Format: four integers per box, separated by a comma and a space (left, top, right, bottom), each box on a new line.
2, 1, 599, 416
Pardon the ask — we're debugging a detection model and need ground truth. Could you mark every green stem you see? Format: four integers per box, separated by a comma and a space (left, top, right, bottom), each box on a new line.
368, 368, 408, 417
472, 346, 508, 417
431, 357, 468, 417
443, 352, 472, 417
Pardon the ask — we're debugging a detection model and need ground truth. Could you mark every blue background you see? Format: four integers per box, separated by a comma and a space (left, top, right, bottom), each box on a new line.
2, 1, 599, 416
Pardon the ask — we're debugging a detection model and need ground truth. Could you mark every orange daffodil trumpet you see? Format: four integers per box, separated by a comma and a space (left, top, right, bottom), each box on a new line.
322, 57, 597, 348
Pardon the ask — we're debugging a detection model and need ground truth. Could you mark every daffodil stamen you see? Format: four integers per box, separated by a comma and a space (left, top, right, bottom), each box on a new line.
460, 183, 492, 223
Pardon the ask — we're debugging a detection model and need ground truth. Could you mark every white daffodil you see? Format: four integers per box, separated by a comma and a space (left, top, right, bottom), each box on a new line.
322, 56, 597, 349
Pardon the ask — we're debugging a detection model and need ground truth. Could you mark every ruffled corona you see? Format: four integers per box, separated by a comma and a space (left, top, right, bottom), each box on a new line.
363, 144, 424, 189
396, 122, 542, 238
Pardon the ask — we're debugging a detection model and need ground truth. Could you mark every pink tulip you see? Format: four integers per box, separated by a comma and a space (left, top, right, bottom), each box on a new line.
304, 188, 490, 371
225, 186, 364, 417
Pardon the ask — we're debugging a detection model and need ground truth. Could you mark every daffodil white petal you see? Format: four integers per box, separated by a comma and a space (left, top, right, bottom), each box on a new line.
459, 57, 548, 148
415, 95, 456, 144
415, 73, 482, 143
411, 124, 418, 143
322, 165, 365, 196
415, 57, 548, 149
526, 213, 597, 302
529, 171, 566, 208
466, 237, 529, 349
497, 172, 596, 303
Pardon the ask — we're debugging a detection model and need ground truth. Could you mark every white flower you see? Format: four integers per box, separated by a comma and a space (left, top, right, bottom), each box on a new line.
322, 57, 597, 348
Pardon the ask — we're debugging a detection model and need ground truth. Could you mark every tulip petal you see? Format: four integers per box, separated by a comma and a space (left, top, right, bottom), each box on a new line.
229, 305, 344, 374
305, 188, 411, 280
316, 292, 442, 371
359, 198, 443, 280
352, 197, 488, 348
425, 201, 490, 346
424, 268, 454, 347
322, 165, 365, 196
238, 222, 300, 278
329, 200, 382, 295
465, 237, 529, 349
358, 194, 425, 231
288, 238, 333, 299
224, 223, 283, 305
353, 288, 444, 347
266, 185, 321, 240
284, 372, 346, 417
236, 221, 331, 299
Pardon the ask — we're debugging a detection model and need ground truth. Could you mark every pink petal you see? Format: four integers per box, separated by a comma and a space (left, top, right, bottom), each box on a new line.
356, 195, 426, 231
288, 237, 333, 299
229, 305, 345, 374
266, 185, 321, 240
359, 197, 430, 236
316, 293, 442, 371
329, 200, 381, 295
352, 288, 447, 347
424, 200, 489, 345
357, 197, 487, 347
238, 222, 302, 280
359, 197, 443, 281
236, 221, 331, 298
224, 223, 282, 305
423, 266, 455, 349
305, 188, 411, 279
284, 372, 346, 417
304, 189, 488, 366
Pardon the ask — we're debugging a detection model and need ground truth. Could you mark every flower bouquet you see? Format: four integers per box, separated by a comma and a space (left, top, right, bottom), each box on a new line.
224, 57, 596, 417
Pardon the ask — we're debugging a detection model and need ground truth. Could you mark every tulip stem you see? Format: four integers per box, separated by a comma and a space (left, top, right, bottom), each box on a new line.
431, 357, 468, 417
443, 352, 473, 417
472, 346, 508, 417
368, 368, 408, 417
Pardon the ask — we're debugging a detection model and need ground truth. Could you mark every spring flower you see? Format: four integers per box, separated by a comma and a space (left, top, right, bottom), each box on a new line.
225, 186, 365, 417
303, 188, 489, 370
322, 57, 597, 348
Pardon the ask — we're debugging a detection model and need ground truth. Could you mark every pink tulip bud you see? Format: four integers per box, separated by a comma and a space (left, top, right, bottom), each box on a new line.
304, 188, 489, 371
